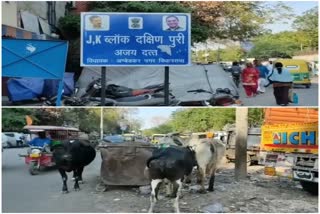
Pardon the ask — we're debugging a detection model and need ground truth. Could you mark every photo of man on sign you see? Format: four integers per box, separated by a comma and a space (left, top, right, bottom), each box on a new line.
163, 15, 186, 31
86, 15, 110, 31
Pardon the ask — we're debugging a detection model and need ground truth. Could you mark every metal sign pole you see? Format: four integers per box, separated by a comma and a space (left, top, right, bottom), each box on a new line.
56, 80, 64, 106
100, 108, 104, 140
101, 67, 106, 106
164, 66, 170, 105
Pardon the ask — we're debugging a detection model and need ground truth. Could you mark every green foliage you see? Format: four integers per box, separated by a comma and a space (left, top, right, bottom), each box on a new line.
1, 108, 136, 134
151, 123, 174, 134
248, 108, 264, 127
102, 108, 141, 134
293, 6, 318, 49
249, 6, 318, 59
220, 47, 244, 61
2, 109, 36, 131
58, 15, 81, 38
248, 31, 310, 59
192, 47, 244, 63
142, 109, 235, 135
171, 108, 235, 132
212, 1, 293, 41
59, 1, 292, 43
144, 108, 265, 135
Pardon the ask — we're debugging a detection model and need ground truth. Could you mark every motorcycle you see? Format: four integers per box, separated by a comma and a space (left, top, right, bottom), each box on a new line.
19, 145, 55, 175
43, 79, 177, 106
179, 88, 242, 106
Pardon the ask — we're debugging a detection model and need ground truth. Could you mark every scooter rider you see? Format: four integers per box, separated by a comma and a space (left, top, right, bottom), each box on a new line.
28, 131, 52, 153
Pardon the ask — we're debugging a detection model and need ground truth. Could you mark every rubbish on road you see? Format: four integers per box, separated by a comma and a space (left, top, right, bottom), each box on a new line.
202, 202, 224, 213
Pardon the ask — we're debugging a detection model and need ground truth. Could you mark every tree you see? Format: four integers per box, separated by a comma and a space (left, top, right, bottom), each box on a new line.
171, 108, 235, 132
2, 108, 36, 131
59, 1, 293, 43
183, 1, 293, 41
248, 31, 307, 59
102, 108, 142, 135
293, 6, 318, 49
220, 46, 244, 61
248, 108, 264, 127
151, 123, 174, 134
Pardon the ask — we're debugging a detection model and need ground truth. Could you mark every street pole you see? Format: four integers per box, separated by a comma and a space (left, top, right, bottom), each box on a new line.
164, 66, 170, 105
235, 108, 248, 181
205, 41, 208, 63
100, 108, 103, 140
101, 67, 106, 106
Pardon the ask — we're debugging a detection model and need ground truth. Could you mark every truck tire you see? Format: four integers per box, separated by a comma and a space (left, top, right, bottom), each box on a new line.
300, 181, 318, 195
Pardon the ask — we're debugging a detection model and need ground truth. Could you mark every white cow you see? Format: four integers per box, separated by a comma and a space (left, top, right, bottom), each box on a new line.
188, 136, 226, 193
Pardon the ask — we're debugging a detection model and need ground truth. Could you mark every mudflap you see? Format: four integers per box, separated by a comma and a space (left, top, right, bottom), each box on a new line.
29, 161, 40, 175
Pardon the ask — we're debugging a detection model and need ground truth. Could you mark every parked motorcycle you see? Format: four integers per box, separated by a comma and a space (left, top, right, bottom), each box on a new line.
179, 88, 242, 106
43, 79, 176, 106
19, 146, 55, 175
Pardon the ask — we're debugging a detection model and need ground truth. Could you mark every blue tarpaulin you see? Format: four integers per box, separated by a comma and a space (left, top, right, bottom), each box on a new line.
7, 78, 44, 102
43, 72, 75, 98
7, 72, 75, 102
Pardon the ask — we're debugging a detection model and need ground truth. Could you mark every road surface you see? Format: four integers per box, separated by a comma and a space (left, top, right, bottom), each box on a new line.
2, 148, 318, 213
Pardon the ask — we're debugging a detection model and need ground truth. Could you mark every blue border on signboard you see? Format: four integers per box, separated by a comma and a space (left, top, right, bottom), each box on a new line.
80, 12, 191, 67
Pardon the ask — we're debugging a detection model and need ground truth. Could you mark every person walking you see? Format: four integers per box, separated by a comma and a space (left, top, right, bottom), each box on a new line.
241, 62, 259, 97
254, 59, 269, 94
267, 60, 274, 74
266, 62, 293, 106
230, 61, 242, 87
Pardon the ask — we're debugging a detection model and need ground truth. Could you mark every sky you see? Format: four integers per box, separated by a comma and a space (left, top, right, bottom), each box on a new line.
265, 1, 318, 33
133, 107, 181, 129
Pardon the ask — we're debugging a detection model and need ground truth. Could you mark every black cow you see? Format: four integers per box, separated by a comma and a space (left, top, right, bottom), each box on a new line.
51, 139, 96, 193
145, 146, 196, 213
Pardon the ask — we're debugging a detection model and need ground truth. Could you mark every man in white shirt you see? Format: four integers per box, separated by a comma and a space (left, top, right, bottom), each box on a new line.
87, 15, 109, 30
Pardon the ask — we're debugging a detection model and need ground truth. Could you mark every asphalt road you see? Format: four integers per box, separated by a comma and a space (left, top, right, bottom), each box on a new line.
2, 148, 318, 213
2, 148, 103, 213
236, 75, 319, 106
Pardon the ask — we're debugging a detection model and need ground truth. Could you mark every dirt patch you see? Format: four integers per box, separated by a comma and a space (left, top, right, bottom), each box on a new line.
91, 163, 318, 213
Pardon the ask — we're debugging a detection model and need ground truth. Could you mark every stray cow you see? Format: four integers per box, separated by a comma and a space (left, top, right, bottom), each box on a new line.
188, 137, 226, 193
145, 146, 196, 213
51, 139, 96, 193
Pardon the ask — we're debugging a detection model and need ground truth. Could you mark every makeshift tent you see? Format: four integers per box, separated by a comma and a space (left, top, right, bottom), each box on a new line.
76, 64, 239, 103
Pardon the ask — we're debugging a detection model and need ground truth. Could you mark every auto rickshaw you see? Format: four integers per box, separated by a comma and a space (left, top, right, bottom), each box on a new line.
151, 134, 166, 144
19, 125, 80, 175
275, 59, 312, 88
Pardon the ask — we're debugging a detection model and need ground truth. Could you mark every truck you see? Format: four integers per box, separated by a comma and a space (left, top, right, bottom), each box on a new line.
259, 108, 318, 195
222, 124, 261, 166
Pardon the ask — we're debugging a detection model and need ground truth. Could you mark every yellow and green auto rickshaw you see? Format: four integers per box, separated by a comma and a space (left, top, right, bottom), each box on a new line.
151, 134, 166, 144
275, 59, 312, 88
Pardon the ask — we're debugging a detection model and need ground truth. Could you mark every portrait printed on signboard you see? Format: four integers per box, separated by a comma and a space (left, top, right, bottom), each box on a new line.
163, 15, 186, 31
85, 15, 110, 31
128, 17, 143, 29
